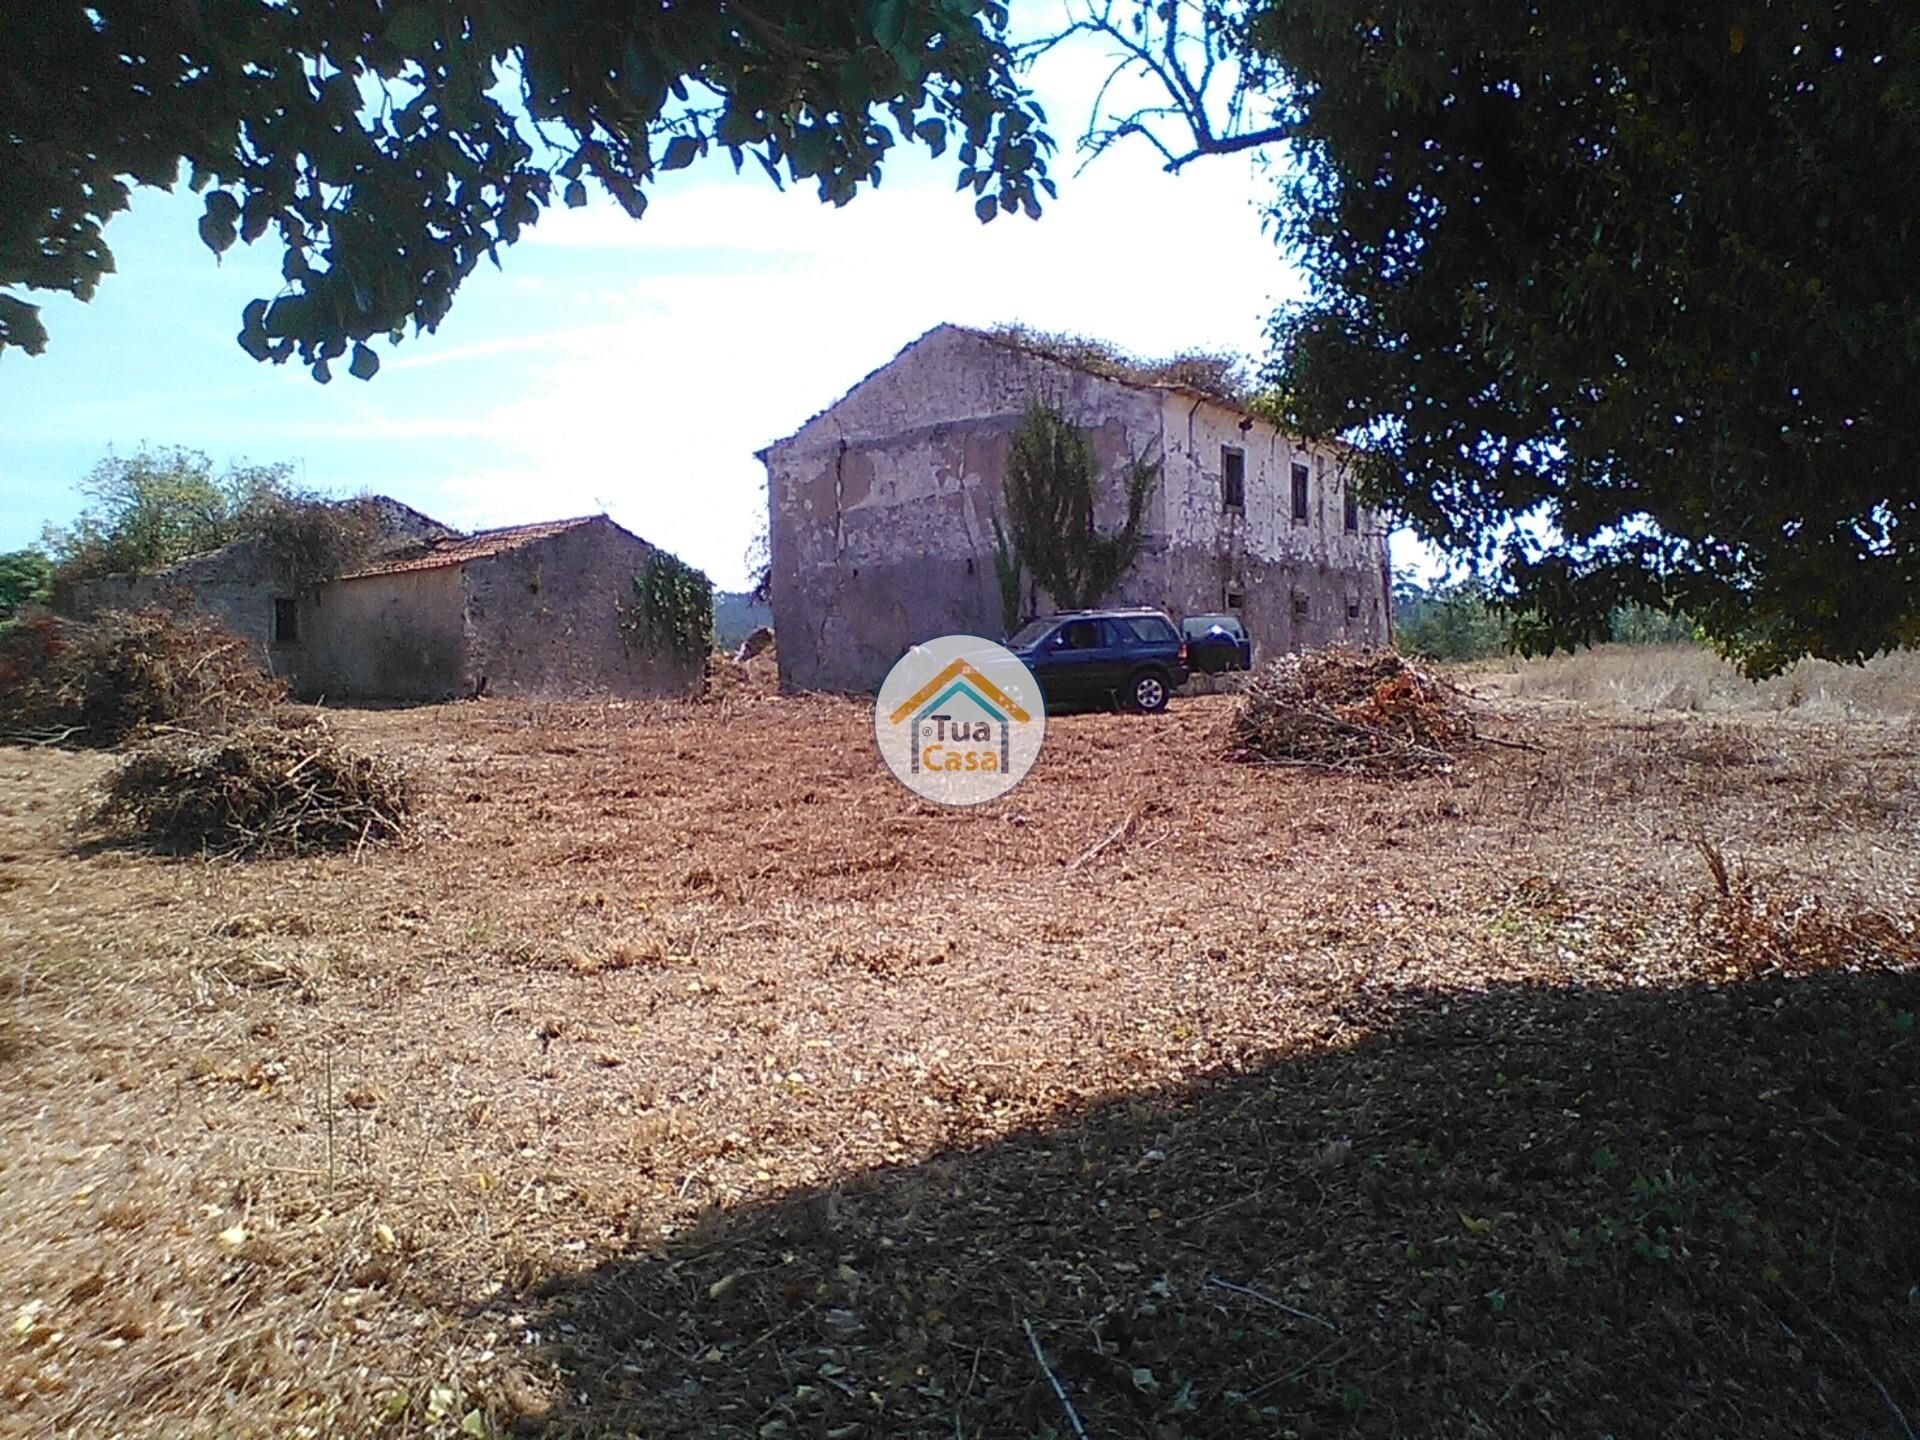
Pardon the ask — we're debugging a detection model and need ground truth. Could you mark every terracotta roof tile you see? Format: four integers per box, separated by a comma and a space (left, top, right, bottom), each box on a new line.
339, 516, 601, 579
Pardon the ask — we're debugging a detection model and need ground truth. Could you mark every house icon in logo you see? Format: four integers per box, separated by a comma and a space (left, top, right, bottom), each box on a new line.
873, 636, 1046, 804
887, 658, 1034, 775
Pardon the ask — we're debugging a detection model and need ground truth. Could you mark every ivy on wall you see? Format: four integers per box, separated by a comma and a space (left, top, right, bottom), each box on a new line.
624, 551, 713, 665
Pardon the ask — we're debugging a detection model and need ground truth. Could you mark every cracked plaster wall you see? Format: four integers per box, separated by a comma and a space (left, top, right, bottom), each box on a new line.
765, 325, 1390, 691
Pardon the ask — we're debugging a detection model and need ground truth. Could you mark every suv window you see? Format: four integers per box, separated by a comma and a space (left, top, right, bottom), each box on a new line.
1184, 614, 1245, 640
1057, 619, 1103, 650
1120, 615, 1177, 644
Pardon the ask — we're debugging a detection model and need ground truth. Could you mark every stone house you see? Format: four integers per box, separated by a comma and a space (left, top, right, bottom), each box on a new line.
759, 323, 1393, 692
65, 508, 702, 702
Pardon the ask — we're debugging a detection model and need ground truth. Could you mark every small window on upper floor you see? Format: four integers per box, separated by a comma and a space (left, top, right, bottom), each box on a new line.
1344, 486, 1359, 533
1291, 462, 1310, 523
1221, 447, 1246, 510
1292, 592, 1311, 620
272, 597, 299, 645
1346, 593, 1361, 620
1225, 589, 1245, 612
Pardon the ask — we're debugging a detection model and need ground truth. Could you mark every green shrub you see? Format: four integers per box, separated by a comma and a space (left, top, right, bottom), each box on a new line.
625, 551, 713, 665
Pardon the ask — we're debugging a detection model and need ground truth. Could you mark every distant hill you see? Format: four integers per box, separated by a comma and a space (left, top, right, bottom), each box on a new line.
713, 590, 773, 651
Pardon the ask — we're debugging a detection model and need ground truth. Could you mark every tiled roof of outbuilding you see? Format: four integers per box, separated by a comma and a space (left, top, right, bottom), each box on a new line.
339, 516, 601, 578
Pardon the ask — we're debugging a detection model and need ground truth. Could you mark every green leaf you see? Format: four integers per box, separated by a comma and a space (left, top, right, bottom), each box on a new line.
973, 194, 996, 223
240, 195, 273, 245
395, 95, 431, 137
564, 179, 587, 208
384, 4, 437, 53
237, 299, 271, 361
661, 135, 701, 171
197, 213, 237, 256
873, 0, 906, 51
0, 294, 48, 356
348, 343, 380, 380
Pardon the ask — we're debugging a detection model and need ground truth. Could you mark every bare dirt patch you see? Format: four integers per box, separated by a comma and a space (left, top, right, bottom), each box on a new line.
1, 680, 1915, 1437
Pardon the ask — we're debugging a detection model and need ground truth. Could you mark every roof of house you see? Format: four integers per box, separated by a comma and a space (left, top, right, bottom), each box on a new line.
339, 515, 603, 579
758, 323, 1278, 458
969, 324, 1253, 409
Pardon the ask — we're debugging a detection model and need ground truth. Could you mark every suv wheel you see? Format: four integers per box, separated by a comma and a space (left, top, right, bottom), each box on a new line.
1128, 669, 1170, 713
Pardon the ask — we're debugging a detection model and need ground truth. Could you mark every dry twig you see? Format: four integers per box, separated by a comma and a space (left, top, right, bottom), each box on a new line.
1206, 1275, 1338, 1331
1023, 1319, 1092, 1440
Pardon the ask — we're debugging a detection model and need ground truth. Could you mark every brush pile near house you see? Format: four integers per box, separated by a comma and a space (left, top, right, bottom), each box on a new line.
1224, 646, 1474, 774
95, 718, 415, 857
0, 607, 413, 854
0, 608, 285, 747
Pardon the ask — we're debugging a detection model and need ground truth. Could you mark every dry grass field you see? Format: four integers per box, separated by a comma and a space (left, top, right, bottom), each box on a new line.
3, 651, 1918, 1438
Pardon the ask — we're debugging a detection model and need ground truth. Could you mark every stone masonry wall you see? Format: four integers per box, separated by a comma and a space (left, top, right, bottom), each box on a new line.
766, 326, 1167, 692
1155, 393, 1391, 662
460, 517, 701, 699
63, 536, 286, 671
765, 324, 1392, 691
60, 503, 457, 690
291, 566, 466, 701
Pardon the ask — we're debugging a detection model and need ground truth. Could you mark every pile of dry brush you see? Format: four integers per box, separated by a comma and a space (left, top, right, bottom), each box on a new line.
1689, 839, 1920, 977
0, 608, 285, 747
702, 637, 779, 703
1224, 647, 1476, 774
95, 719, 415, 857
1, 607, 413, 855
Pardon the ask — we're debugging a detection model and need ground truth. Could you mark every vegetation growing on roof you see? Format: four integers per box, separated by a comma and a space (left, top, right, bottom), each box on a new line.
251, 495, 386, 590
42, 445, 383, 589
43, 446, 295, 582
624, 551, 714, 665
987, 323, 1253, 410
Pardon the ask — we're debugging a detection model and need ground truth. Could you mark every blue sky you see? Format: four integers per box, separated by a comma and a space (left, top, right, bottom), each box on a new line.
0, 31, 1425, 591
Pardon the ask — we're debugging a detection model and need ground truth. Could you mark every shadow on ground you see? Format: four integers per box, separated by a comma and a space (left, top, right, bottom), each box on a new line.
522, 972, 1920, 1438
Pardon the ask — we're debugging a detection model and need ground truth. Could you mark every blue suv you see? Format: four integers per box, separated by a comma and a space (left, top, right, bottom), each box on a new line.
1007, 608, 1190, 712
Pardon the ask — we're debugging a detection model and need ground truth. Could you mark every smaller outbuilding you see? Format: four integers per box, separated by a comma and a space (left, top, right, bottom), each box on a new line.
65, 507, 704, 703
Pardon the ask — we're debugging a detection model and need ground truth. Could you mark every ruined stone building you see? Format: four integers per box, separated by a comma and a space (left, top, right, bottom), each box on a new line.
65, 507, 702, 702
760, 323, 1393, 692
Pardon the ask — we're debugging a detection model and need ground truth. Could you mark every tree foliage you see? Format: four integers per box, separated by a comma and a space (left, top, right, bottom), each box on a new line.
1002, 398, 1157, 611
37, 445, 384, 589
2, 1, 1053, 376
0, 549, 53, 618
1053, 0, 1920, 674
1392, 578, 1511, 664
1395, 576, 1701, 662
42, 447, 299, 582
989, 512, 1023, 636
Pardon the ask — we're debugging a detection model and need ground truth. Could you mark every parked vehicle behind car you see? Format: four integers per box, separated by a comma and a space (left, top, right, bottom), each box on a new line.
1182, 613, 1253, 673
1007, 608, 1189, 712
